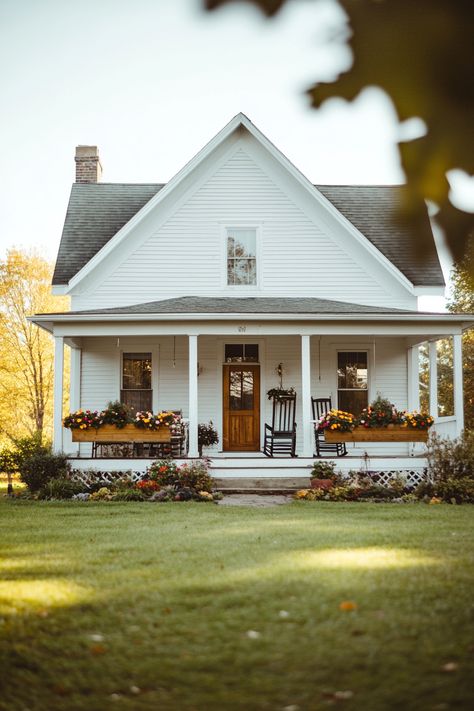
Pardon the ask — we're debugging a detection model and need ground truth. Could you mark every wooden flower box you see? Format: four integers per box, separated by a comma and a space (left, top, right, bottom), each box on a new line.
71, 424, 171, 443
324, 426, 429, 443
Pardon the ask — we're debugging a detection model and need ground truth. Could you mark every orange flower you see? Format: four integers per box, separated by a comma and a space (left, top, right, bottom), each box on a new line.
339, 601, 358, 611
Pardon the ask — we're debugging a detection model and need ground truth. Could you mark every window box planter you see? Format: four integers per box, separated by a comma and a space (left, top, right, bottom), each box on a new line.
71, 424, 171, 443
324, 426, 429, 443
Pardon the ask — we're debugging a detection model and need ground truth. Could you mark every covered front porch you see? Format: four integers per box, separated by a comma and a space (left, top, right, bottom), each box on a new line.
32, 299, 470, 480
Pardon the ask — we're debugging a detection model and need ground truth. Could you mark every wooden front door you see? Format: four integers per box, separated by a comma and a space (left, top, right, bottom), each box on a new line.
223, 364, 260, 451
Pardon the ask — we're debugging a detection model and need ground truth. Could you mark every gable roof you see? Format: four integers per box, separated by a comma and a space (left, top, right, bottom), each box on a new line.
53, 182, 445, 287
52, 113, 444, 289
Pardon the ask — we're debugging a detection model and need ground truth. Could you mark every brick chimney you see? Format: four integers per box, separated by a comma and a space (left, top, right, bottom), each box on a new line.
75, 145, 102, 183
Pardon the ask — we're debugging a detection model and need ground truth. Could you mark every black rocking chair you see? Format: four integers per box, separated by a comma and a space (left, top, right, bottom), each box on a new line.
263, 394, 297, 457
312, 397, 347, 458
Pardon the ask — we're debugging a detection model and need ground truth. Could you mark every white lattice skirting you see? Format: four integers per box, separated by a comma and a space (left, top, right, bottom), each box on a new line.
69, 466, 428, 490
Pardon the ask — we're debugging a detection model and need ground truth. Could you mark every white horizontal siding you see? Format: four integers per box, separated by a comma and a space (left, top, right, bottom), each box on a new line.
74, 142, 415, 311
76, 335, 412, 459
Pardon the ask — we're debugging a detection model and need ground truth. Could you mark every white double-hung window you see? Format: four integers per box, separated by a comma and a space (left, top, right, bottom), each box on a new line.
226, 228, 257, 286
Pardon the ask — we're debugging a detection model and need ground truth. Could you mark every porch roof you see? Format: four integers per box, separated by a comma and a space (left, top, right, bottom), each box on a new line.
30, 296, 474, 337
53, 296, 416, 316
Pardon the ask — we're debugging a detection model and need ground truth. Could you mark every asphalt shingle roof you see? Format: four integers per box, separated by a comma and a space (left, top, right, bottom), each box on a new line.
52, 183, 164, 285
64, 296, 415, 316
52, 182, 445, 287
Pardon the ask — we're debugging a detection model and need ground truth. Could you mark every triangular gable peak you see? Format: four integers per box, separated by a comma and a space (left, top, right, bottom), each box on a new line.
60, 114, 419, 298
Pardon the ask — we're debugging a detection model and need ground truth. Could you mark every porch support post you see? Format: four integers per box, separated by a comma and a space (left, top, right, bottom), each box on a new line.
70, 347, 81, 411
53, 336, 64, 453
188, 334, 199, 458
407, 346, 420, 412
453, 334, 464, 435
301, 334, 313, 457
429, 340, 438, 419
67, 346, 82, 455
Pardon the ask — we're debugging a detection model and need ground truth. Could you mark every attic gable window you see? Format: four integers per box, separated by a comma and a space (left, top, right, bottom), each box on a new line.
226, 228, 257, 286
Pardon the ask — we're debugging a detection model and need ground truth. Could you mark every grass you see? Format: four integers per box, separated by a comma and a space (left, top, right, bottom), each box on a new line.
0, 499, 473, 711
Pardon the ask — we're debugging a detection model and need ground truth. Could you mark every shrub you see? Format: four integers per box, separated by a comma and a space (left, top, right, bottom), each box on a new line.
135, 479, 161, 496
177, 461, 214, 492
37, 477, 85, 500
20, 452, 70, 492
148, 459, 179, 487
5, 434, 50, 473
89, 487, 113, 501
310, 461, 337, 480
110, 488, 146, 502
427, 431, 474, 483
416, 477, 474, 505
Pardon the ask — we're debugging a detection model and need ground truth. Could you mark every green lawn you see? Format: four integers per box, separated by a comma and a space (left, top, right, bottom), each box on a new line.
0, 500, 473, 711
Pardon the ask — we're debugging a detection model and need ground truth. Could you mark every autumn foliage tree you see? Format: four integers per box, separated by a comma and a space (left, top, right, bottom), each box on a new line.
206, 0, 474, 262
0, 249, 68, 443
448, 243, 474, 431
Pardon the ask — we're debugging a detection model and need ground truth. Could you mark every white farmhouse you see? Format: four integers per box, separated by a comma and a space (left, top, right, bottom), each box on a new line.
31, 114, 473, 484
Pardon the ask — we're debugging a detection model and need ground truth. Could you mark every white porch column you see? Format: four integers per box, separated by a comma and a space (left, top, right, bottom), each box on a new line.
429, 340, 438, 419
66, 346, 81, 455
453, 334, 464, 435
407, 346, 420, 412
53, 336, 64, 453
301, 334, 313, 458
188, 334, 199, 458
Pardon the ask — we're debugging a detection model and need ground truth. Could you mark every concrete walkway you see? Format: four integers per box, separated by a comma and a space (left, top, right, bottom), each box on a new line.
217, 494, 293, 508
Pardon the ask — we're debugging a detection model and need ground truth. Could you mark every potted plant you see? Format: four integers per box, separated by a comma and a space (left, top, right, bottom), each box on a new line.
198, 421, 219, 457
310, 461, 338, 490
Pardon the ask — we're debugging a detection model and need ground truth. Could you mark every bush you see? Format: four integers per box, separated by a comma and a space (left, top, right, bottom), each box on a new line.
20, 452, 70, 492
177, 461, 214, 492
37, 477, 85, 500
110, 487, 146, 502
427, 431, 474, 482
89, 487, 113, 501
147, 459, 215, 493
3, 434, 50, 474
416, 477, 474, 505
148, 459, 179, 487
310, 461, 337, 480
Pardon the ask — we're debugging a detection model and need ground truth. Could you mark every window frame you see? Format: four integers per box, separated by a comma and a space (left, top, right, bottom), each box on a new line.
221, 224, 261, 291
118, 346, 159, 412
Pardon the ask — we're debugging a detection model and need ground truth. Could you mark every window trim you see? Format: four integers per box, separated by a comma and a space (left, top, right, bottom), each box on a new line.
118, 346, 159, 411
220, 224, 261, 291
327, 344, 374, 412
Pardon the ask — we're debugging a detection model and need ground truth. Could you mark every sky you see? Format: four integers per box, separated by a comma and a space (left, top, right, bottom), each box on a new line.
1, 0, 471, 309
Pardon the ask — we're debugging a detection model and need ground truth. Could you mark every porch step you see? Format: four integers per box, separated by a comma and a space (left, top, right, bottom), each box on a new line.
214, 477, 310, 492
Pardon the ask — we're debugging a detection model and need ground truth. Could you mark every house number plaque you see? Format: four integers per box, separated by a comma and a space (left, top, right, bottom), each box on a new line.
238, 325, 247, 333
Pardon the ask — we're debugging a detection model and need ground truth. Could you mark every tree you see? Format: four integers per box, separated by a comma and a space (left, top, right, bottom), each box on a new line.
0, 248, 68, 442
205, 0, 474, 262
448, 242, 474, 430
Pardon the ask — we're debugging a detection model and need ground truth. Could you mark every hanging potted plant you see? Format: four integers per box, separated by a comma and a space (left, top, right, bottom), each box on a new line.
267, 363, 296, 400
